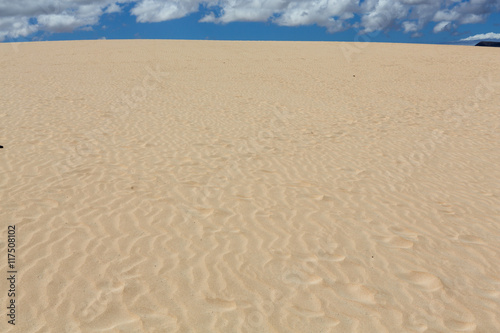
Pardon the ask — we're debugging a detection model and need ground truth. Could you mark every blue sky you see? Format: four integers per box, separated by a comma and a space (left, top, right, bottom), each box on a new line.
1, 1, 500, 45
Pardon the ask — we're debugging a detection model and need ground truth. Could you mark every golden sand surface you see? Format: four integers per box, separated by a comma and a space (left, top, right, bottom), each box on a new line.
1, 40, 499, 332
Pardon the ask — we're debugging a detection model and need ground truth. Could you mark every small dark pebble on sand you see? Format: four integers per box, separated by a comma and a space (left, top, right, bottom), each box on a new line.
0, 145, 3, 148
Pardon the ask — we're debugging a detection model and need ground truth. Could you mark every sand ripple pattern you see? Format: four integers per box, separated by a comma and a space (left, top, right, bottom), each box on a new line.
1, 41, 499, 332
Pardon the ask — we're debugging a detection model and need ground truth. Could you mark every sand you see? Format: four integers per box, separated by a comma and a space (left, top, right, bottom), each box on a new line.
0, 40, 499, 332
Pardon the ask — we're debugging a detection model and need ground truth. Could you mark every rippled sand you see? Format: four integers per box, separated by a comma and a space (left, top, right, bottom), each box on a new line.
1, 40, 499, 332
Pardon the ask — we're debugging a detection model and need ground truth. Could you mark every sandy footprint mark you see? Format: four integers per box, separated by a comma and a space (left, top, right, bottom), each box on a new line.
375, 235, 414, 249
282, 256, 324, 286
81, 277, 124, 322
244, 293, 284, 332
402, 271, 443, 292
282, 237, 345, 285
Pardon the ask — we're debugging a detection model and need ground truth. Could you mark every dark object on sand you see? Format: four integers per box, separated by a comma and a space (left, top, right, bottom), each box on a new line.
475, 41, 500, 47
0, 145, 3, 148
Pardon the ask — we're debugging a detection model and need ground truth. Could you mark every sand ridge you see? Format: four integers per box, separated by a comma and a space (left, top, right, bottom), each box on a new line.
0, 40, 499, 332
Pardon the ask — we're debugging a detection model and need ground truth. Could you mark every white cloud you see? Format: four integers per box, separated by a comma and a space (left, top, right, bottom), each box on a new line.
402, 21, 418, 33
433, 21, 455, 33
0, 16, 37, 40
130, 0, 200, 23
0, 0, 119, 40
273, 0, 358, 32
0, 0, 499, 41
360, 0, 409, 33
37, 13, 96, 33
105, 3, 122, 14
460, 32, 500, 41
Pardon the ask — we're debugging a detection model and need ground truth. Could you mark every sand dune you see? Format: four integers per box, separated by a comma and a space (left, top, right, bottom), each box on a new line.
1, 40, 499, 332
